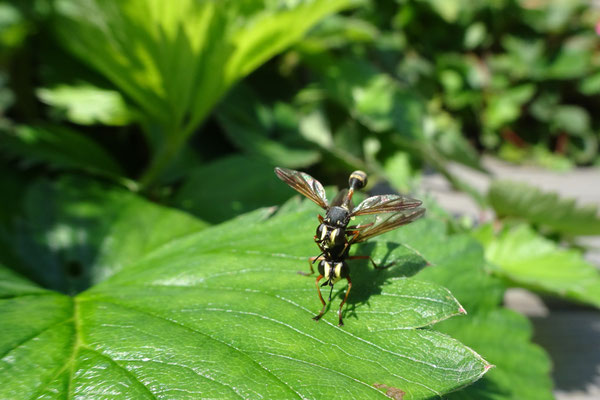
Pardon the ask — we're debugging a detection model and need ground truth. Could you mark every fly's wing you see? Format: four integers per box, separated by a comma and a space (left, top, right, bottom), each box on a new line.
274, 167, 328, 209
351, 207, 425, 243
351, 194, 422, 216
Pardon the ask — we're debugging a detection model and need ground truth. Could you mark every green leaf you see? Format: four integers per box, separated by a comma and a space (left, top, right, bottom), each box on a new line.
497, 143, 574, 171
377, 218, 503, 314
551, 105, 590, 137
0, 3, 29, 52
474, 224, 600, 308
579, 71, 600, 95
216, 85, 320, 168
422, 0, 462, 23
499, 36, 546, 80
0, 190, 491, 398
483, 84, 536, 131
6, 177, 207, 294
463, 22, 486, 49
379, 218, 553, 399
54, 0, 351, 187
0, 264, 48, 297
424, 107, 484, 172
36, 84, 135, 126
489, 179, 600, 236
383, 152, 418, 193
173, 155, 293, 223
544, 35, 594, 80
438, 310, 553, 400
304, 14, 379, 49
1, 125, 124, 177
318, 58, 425, 138
308, 56, 484, 176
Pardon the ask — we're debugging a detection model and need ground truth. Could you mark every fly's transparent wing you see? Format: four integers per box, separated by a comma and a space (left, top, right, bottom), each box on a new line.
351, 207, 425, 243
274, 167, 328, 209
351, 194, 422, 216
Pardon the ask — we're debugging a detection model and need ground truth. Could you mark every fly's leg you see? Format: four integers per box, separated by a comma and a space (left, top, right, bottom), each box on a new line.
314, 215, 325, 246
346, 228, 394, 269
345, 223, 374, 242
345, 228, 362, 244
348, 255, 395, 270
313, 275, 327, 321
346, 222, 374, 231
338, 277, 352, 326
298, 255, 323, 276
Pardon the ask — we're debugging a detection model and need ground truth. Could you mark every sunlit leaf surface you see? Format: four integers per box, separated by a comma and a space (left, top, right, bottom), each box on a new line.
0, 184, 490, 399
36, 84, 134, 126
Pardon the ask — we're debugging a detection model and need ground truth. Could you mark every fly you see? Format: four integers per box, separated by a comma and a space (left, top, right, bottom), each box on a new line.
275, 167, 425, 326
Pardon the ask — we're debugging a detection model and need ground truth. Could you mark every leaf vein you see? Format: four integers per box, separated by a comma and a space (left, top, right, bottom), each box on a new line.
79, 346, 158, 400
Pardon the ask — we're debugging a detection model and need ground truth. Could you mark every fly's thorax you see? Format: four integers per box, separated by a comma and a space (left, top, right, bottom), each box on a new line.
325, 206, 350, 227
318, 260, 349, 284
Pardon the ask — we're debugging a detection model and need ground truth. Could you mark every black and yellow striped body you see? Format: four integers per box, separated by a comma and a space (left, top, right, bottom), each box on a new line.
315, 206, 351, 260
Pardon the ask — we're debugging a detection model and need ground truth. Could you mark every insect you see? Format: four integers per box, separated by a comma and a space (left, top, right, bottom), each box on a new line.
275, 167, 425, 326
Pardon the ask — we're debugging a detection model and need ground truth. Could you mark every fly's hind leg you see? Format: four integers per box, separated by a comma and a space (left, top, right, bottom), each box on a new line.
298, 255, 323, 276
313, 275, 327, 321
345, 225, 394, 269
348, 255, 395, 270
338, 276, 352, 326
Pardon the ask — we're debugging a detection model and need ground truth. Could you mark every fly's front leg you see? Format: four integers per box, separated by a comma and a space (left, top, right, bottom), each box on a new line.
348, 255, 395, 270
298, 255, 323, 276
313, 275, 327, 321
338, 276, 352, 326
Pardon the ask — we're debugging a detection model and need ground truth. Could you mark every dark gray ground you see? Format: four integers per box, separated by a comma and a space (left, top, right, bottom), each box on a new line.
421, 156, 600, 400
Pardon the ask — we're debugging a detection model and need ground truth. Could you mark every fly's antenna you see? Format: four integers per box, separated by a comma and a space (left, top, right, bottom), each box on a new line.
328, 283, 335, 301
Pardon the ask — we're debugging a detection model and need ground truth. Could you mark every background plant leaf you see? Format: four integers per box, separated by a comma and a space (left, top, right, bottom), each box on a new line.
489, 179, 600, 236
36, 84, 135, 126
54, 0, 352, 186
1, 125, 126, 183
173, 155, 293, 223
474, 224, 600, 308
216, 84, 321, 169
